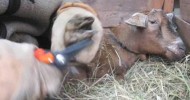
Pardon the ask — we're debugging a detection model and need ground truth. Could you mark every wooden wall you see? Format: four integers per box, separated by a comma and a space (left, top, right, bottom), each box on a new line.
82, 0, 148, 27
180, 0, 190, 23
82, 0, 176, 27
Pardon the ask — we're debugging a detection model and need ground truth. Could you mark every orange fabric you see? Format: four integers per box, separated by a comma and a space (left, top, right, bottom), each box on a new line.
34, 48, 54, 64
57, 2, 98, 16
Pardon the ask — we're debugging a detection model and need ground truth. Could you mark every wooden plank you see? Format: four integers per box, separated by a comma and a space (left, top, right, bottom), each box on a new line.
181, 0, 190, 4
175, 16, 190, 52
180, 0, 190, 23
83, 0, 148, 27
149, 0, 165, 9
163, 0, 174, 13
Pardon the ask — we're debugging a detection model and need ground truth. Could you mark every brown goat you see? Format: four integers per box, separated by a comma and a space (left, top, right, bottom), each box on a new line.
63, 9, 186, 80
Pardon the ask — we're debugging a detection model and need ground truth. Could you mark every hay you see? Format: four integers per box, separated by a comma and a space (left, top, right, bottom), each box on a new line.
52, 55, 190, 100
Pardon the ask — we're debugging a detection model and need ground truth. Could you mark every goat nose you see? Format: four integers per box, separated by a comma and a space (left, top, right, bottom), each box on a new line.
175, 37, 186, 51
178, 43, 186, 51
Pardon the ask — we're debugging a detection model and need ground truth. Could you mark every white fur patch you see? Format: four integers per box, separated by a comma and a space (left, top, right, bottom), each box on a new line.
51, 7, 103, 63
0, 40, 61, 99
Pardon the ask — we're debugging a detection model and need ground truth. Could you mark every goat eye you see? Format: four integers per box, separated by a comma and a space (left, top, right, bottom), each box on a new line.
149, 20, 157, 24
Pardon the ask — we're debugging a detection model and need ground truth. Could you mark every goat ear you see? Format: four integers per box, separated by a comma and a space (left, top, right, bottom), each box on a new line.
166, 13, 177, 32
166, 13, 174, 21
125, 13, 147, 28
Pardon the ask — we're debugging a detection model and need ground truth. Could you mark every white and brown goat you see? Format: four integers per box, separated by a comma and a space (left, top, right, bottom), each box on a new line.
0, 1, 102, 99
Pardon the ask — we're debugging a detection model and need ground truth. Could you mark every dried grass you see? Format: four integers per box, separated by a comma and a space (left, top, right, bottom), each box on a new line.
51, 55, 190, 100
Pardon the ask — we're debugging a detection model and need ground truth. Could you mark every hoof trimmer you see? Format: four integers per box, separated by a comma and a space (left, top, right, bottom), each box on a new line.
34, 39, 93, 69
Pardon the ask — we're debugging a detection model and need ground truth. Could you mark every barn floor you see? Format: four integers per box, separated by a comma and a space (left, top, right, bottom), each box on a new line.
48, 55, 190, 100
